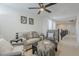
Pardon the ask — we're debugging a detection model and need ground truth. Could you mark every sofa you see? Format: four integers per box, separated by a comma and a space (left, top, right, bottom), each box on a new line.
0, 38, 22, 56
23, 31, 41, 53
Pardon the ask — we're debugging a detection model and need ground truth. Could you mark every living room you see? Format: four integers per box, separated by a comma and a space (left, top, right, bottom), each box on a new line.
0, 3, 79, 56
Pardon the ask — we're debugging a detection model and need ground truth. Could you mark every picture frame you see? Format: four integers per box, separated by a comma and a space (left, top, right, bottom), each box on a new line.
29, 18, 34, 25
21, 16, 27, 24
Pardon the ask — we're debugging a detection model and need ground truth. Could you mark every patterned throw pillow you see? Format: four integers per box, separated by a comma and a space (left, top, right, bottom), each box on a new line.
26, 32, 33, 40
23, 31, 39, 40
32, 31, 39, 38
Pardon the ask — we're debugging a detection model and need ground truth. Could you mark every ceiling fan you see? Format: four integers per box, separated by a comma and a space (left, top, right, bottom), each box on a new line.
28, 3, 56, 14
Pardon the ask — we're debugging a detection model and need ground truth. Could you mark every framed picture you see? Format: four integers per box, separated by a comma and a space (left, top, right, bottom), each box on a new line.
29, 18, 34, 25
21, 16, 27, 24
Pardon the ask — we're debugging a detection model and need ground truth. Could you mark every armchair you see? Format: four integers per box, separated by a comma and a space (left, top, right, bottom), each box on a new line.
46, 30, 59, 52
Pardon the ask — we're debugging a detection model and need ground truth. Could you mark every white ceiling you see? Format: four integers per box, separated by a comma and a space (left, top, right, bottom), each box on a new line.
0, 3, 79, 20
0, 3, 39, 14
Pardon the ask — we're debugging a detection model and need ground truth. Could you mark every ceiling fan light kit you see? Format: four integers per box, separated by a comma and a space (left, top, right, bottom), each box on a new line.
29, 3, 56, 14
40, 8, 44, 11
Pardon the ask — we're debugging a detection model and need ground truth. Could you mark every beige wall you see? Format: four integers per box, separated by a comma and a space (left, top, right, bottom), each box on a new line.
0, 6, 42, 41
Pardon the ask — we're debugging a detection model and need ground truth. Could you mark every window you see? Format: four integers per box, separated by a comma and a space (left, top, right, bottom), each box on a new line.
48, 20, 56, 30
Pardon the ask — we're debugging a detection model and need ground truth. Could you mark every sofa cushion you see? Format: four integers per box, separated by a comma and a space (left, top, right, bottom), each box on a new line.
32, 31, 39, 38
23, 32, 33, 40
0, 38, 13, 53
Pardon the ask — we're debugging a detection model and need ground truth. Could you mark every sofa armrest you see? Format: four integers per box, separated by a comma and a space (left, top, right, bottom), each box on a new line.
24, 38, 40, 45
23, 38, 41, 51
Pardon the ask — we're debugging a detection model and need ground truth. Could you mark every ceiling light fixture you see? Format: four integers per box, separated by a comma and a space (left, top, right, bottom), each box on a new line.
40, 8, 44, 11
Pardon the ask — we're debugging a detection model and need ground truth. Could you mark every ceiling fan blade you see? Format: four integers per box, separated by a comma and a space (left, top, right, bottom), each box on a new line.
45, 3, 56, 7
38, 11, 41, 14
44, 9, 51, 13
29, 7, 40, 9
38, 3, 43, 7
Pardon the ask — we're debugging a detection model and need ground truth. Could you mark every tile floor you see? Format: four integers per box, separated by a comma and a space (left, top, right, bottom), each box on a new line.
57, 34, 79, 56
24, 34, 79, 56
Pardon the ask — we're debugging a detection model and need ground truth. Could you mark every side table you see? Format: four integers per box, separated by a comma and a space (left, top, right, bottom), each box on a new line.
10, 39, 23, 45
